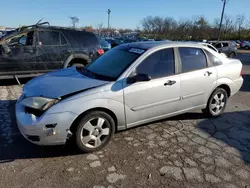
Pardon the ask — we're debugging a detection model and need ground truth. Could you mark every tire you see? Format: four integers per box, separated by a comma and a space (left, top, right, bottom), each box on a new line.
71, 63, 84, 67
245, 46, 250, 50
228, 52, 236, 58
75, 111, 115, 153
202, 88, 228, 117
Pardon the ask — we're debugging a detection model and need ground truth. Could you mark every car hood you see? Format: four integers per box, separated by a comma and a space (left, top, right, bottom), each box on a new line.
23, 67, 109, 98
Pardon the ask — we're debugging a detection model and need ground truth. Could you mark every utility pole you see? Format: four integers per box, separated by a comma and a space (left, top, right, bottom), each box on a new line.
218, 0, 229, 41
107, 9, 111, 30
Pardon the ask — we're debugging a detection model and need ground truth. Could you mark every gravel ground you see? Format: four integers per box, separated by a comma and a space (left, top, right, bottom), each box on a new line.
0, 53, 250, 188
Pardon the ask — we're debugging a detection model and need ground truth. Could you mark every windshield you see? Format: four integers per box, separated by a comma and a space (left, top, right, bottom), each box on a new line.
84, 48, 143, 81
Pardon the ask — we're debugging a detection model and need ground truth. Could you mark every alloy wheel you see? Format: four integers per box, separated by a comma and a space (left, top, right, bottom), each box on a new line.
210, 92, 225, 115
80, 117, 110, 148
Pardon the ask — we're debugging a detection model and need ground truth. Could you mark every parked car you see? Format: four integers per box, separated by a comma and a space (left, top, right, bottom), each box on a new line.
0, 22, 103, 79
199, 42, 227, 57
210, 41, 237, 58
241, 41, 250, 50
16, 41, 243, 152
105, 38, 118, 48
234, 40, 241, 49
99, 38, 111, 51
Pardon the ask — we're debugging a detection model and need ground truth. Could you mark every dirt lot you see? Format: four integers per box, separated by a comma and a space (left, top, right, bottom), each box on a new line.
0, 53, 250, 188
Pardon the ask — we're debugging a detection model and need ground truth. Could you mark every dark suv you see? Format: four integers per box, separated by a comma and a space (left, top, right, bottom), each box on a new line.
0, 22, 104, 79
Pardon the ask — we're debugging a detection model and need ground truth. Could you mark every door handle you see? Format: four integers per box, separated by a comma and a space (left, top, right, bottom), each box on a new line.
63, 49, 71, 53
164, 80, 176, 86
204, 71, 213, 76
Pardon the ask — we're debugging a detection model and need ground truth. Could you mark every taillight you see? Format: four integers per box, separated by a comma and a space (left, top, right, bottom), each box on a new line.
97, 48, 104, 55
240, 67, 243, 77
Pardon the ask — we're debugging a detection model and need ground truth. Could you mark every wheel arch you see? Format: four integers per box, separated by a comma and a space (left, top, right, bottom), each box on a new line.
69, 107, 118, 134
63, 54, 91, 68
217, 84, 231, 97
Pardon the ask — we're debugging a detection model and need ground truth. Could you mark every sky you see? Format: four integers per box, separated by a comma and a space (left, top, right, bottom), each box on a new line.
1, 0, 250, 29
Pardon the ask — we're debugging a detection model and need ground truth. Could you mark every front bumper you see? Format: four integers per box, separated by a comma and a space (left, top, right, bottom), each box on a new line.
16, 102, 78, 146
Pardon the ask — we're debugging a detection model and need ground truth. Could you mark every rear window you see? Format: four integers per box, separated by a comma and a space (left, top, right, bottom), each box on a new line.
179, 47, 207, 73
222, 43, 229, 47
39, 31, 60, 45
74, 32, 99, 46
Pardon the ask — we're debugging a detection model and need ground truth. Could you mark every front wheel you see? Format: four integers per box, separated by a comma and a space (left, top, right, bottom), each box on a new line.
75, 111, 115, 153
202, 88, 228, 117
228, 52, 236, 58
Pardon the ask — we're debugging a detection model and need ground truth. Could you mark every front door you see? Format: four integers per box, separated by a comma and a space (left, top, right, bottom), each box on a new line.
36, 30, 71, 71
123, 48, 181, 127
178, 47, 217, 109
0, 31, 36, 75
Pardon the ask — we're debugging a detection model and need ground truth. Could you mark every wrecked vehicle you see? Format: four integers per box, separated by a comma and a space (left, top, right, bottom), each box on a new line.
0, 22, 104, 80
16, 41, 243, 153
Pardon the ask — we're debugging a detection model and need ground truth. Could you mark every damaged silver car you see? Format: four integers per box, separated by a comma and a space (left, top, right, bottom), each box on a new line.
16, 41, 243, 152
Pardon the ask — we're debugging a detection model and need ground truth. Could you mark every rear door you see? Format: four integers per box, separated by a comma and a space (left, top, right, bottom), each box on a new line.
36, 30, 71, 71
178, 47, 217, 109
221, 42, 230, 54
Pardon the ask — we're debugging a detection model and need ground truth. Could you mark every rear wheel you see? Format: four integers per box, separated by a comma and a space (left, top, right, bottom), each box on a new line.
245, 46, 250, 50
75, 111, 115, 153
202, 88, 228, 117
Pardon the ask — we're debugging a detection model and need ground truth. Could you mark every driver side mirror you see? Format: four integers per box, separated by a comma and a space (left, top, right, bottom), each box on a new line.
1, 44, 11, 54
127, 73, 151, 84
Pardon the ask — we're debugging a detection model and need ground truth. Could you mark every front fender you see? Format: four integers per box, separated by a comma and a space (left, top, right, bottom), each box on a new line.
46, 98, 126, 130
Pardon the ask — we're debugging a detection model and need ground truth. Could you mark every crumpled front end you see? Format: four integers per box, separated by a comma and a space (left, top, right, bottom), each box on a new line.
16, 100, 78, 145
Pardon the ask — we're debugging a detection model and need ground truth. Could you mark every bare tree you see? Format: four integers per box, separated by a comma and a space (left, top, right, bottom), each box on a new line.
236, 14, 245, 39
96, 23, 103, 35
69, 16, 79, 28
140, 14, 250, 41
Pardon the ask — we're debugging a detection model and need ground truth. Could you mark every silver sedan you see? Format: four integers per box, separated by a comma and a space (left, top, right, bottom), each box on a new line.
16, 41, 243, 152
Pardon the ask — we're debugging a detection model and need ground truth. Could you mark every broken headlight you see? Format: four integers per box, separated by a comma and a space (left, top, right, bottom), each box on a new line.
20, 97, 59, 111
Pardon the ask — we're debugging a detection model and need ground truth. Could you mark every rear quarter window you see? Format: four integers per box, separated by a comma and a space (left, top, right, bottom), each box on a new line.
74, 32, 99, 47
204, 50, 222, 66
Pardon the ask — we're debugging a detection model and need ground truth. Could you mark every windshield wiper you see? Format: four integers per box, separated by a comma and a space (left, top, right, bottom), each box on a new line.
77, 67, 96, 79
77, 67, 115, 81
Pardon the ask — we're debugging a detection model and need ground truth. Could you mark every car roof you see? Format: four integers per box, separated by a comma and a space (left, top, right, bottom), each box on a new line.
209, 41, 232, 43
118, 41, 206, 50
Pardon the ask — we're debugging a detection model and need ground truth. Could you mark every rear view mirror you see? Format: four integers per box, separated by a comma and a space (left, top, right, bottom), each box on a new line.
1, 44, 11, 54
127, 73, 151, 84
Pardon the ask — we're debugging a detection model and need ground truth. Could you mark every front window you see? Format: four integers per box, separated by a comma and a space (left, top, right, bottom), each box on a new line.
4, 31, 34, 46
136, 48, 175, 79
83, 48, 143, 81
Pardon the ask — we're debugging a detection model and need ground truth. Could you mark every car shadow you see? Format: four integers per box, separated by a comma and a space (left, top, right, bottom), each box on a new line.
0, 98, 250, 165
196, 110, 250, 165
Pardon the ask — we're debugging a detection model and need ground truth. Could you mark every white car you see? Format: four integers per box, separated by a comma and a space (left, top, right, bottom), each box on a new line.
16, 41, 244, 152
